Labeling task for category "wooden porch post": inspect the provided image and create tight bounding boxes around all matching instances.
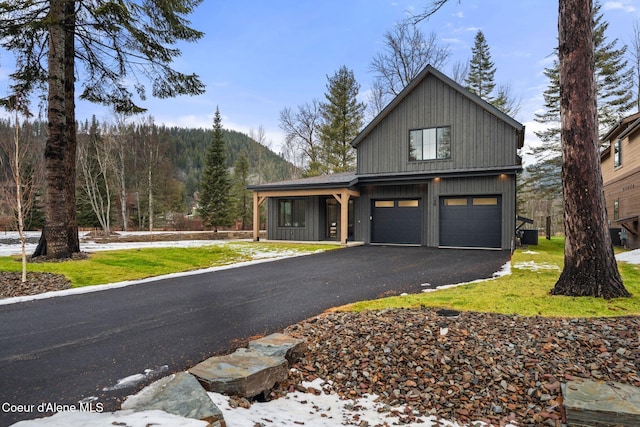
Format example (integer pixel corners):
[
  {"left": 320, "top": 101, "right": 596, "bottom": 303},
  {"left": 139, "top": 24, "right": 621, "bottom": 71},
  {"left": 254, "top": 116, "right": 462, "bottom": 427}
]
[
  {"left": 339, "top": 189, "right": 349, "bottom": 244},
  {"left": 253, "top": 192, "right": 266, "bottom": 241}
]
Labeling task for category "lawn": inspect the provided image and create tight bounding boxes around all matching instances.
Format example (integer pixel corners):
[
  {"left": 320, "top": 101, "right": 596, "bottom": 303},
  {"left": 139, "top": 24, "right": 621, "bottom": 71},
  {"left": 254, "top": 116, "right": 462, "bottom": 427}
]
[
  {"left": 0, "top": 242, "right": 341, "bottom": 288},
  {"left": 341, "top": 237, "right": 640, "bottom": 317}
]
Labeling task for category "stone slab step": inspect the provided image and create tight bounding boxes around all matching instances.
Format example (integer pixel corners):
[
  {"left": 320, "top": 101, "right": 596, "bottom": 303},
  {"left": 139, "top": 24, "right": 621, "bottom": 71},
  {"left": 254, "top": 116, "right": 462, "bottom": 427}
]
[
  {"left": 189, "top": 348, "right": 288, "bottom": 398},
  {"left": 248, "top": 332, "right": 306, "bottom": 363},
  {"left": 122, "top": 371, "right": 225, "bottom": 427},
  {"left": 563, "top": 378, "right": 640, "bottom": 426}
]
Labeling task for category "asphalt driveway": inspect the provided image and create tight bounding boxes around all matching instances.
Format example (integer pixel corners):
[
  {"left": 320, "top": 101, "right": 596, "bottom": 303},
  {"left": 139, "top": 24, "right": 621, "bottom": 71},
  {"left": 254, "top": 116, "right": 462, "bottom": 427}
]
[{"left": 0, "top": 245, "right": 509, "bottom": 425}]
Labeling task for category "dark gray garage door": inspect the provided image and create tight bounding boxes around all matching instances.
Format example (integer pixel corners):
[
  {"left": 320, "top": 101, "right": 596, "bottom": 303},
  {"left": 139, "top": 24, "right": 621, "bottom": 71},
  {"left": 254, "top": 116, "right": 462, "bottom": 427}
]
[
  {"left": 440, "top": 196, "right": 502, "bottom": 248},
  {"left": 372, "top": 199, "right": 422, "bottom": 244}
]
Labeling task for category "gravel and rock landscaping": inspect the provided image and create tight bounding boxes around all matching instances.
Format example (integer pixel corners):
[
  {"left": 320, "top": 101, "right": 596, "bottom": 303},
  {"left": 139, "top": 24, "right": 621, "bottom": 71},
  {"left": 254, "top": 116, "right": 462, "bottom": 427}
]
[
  {"left": 275, "top": 308, "right": 640, "bottom": 426},
  {"left": 0, "top": 272, "right": 71, "bottom": 299}
]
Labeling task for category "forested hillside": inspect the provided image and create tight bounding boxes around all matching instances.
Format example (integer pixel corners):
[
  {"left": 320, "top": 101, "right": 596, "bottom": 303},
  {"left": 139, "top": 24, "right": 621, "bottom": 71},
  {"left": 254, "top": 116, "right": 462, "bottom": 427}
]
[
  {"left": 0, "top": 118, "right": 296, "bottom": 231},
  {"left": 163, "top": 126, "right": 295, "bottom": 200}
]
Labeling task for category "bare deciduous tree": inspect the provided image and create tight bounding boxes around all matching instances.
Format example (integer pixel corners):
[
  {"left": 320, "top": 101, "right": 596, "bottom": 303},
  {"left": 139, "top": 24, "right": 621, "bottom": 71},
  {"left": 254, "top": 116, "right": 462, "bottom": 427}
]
[
  {"left": 370, "top": 21, "right": 451, "bottom": 104},
  {"left": 77, "top": 118, "right": 113, "bottom": 236},
  {"left": 0, "top": 99, "right": 43, "bottom": 282},
  {"left": 279, "top": 100, "right": 323, "bottom": 176}
]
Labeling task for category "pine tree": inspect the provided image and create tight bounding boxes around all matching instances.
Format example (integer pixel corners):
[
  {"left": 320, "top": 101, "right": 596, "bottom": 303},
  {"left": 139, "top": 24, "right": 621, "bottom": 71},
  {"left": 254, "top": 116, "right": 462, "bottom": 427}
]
[
  {"left": 319, "top": 66, "right": 366, "bottom": 174},
  {"left": 464, "top": 30, "right": 520, "bottom": 115},
  {"left": 0, "top": 0, "right": 205, "bottom": 259},
  {"left": 465, "top": 31, "right": 497, "bottom": 102},
  {"left": 232, "top": 150, "right": 252, "bottom": 230},
  {"left": 527, "top": 0, "right": 634, "bottom": 205},
  {"left": 199, "top": 108, "right": 231, "bottom": 231}
]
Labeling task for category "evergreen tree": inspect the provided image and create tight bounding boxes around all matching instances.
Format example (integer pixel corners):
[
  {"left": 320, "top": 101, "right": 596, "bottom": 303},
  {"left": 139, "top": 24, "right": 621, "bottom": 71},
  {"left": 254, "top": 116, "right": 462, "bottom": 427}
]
[
  {"left": 527, "top": 1, "right": 634, "bottom": 204},
  {"left": 199, "top": 108, "right": 231, "bottom": 231},
  {"left": 232, "top": 150, "right": 252, "bottom": 230},
  {"left": 319, "top": 66, "right": 366, "bottom": 174},
  {"left": 464, "top": 30, "right": 520, "bottom": 115},
  {"left": 0, "top": 0, "right": 205, "bottom": 259},
  {"left": 465, "top": 31, "right": 497, "bottom": 102}
]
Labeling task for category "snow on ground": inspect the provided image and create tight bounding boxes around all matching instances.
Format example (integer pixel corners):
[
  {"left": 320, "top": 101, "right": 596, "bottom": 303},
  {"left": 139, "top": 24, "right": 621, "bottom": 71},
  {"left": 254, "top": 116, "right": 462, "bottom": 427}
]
[
  {"left": 0, "top": 231, "right": 233, "bottom": 257},
  {"left": 616, "top": 248, "right": 640, "bottom": 265},
  {"left": 13, "top": 377, "right": 512, "bottom": 427}
]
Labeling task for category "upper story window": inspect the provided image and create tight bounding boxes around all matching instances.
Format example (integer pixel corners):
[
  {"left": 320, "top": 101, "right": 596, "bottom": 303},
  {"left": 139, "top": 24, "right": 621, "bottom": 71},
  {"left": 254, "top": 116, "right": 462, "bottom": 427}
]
[
  {"left": 409, "top": 126, "right": 451, "bottom": 161},
  {"left": 278, "top": 199, "right": 306, "bottom": 227},
  {"left": 614, "top": 139, "right": 622, "bottom": 167}
]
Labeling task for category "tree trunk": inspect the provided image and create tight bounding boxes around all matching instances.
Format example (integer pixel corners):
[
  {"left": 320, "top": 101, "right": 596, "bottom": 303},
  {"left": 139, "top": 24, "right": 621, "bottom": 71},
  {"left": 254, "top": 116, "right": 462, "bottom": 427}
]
[
  {"left": 41, "top": 0, "right": 71, "bottom": 259},
  {"left": 551, "top": 0, "right": 630, "bottom": 299},
  {"left": 64, "top": 0, "right": 80, "bottom": 253}
]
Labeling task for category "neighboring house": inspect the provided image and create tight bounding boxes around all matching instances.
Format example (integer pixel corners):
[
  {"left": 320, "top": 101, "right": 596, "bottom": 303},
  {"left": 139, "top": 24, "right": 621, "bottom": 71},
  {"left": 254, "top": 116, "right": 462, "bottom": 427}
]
[
  {"left": 249, "top": 66, "right": 524, "bottom": 250},
  {"left": 600, "top": 111, "right": 640, "bottom": 249}
]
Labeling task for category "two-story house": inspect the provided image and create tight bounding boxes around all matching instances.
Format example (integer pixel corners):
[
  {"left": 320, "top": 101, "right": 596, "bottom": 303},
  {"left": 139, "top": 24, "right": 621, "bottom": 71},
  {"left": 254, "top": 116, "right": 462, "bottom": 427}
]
[
  {"left": 601, "top": 111, "right": 640, "bottom": 249},
  {"left": 249, "top": 66, "right": 524, "bottom": 250}
]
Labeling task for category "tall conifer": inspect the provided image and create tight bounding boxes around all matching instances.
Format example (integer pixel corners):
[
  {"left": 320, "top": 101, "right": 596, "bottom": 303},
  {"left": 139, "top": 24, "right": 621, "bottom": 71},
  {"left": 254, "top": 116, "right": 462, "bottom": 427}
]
[
  {"left": 528, "top": 1, "right": 634, "bottom": 200},
  {"left": 199, "top": 107, "right": 231, "bottom": 231},
  {"left": 319, "top": 66, "right": 366, "bottom": 174},
  {"left": 465, "top": 31, "right": 497, "bottom": 102}
]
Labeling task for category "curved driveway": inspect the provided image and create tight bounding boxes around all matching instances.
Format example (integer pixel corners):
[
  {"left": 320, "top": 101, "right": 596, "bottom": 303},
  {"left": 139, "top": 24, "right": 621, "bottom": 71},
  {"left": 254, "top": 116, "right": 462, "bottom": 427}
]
[{"left": 0, "top": 245, "right": 509, "bottom": 425}]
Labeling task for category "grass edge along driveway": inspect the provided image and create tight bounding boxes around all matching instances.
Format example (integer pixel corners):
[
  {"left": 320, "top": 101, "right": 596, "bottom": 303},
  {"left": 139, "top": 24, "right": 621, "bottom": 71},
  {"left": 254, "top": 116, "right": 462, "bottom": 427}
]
[
  {"left": 0, "top": 242, "right": 341, "bottom": 288},
  {"left": 341, "top": 237, "right": 640, "bottom": 318}
]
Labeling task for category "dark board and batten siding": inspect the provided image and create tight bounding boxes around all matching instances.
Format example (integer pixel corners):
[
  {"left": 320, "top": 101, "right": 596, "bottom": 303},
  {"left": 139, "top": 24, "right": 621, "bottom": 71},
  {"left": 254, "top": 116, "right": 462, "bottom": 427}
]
[
  {"left": 357, "top": 76, "right": 520, "bottom": 175},
  {"left": 267, "top": 196, "right": 323, "bottom": 241}
]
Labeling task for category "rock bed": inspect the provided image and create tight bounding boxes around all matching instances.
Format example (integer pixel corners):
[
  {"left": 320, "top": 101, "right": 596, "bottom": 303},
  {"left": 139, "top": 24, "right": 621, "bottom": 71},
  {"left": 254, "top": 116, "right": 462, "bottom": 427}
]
[
  {"left": 275, "top": 308, "right": 640, "bottom": 426},
  {"left": 0, "top": 272, "right": 71, "bottom": 299}
]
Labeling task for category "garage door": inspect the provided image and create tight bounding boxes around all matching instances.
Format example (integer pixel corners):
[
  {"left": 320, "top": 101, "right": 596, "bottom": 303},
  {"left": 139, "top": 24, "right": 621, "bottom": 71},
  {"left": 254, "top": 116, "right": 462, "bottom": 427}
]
[
  {"left": 371, "top": 199, "right": 422, "bottom": 244},
  {"left": 440, "top": 196, "right": 502, "bottom": 248}
]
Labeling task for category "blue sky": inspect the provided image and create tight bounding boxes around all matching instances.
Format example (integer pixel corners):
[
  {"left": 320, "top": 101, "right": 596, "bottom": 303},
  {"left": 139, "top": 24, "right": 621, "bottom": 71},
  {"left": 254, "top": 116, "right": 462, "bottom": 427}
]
[{"left": 1, "top": 0, "right": 639, "bottom": 163}]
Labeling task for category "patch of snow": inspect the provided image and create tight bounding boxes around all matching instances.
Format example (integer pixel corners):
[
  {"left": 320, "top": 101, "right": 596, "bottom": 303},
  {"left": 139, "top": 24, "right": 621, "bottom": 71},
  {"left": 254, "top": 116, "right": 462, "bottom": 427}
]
[
  {"left": 207, "top": 379, "right": 512, "bottom": 427},
  {"left": 102, "top": 366, "right": 168, "bottom": 392},
  {"left": 513, "top": 261, "right": 560, "bottom": 271},
  {"left": 10, "top": 409, "right": 207, "bottom": 426},
  {"left": 521, "top": 250, "right": 539, "bottom": 255},
  {"left": 616, "top": 249, "right": 640, "bottom": 265},
  {"left": 422, "top": 261, "right": 511, "bottom": 293}
]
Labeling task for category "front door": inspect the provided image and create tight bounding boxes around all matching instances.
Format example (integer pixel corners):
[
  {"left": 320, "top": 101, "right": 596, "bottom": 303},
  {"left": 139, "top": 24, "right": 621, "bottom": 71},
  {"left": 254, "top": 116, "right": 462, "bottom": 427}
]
[{"left": 326, "top": 198, "right": 339, "bottom": 240}]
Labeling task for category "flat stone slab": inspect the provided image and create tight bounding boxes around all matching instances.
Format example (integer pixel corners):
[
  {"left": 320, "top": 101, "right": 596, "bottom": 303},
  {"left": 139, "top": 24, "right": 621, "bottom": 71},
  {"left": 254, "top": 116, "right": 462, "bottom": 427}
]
[
  {"left": 189, "top": 348, "right": 288, "bottom": 398},
  {"left": 122, "top": 371, "right": 225, "bottom": 426},
  {"left": 248, "top": 333, "right": 306, "bottom": 363},
  {"left": 563, "top": 378, "right": 640, "bottom": 426}
]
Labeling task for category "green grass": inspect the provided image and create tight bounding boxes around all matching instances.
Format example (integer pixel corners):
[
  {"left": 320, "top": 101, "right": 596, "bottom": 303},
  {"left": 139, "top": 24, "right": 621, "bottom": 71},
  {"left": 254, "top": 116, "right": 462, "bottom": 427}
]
[
  {"left": 341, "top": 237, "right": 640, "bottom": 317},
  {"left": 0, "top": 241, "right": 340, "bottom": 288}
]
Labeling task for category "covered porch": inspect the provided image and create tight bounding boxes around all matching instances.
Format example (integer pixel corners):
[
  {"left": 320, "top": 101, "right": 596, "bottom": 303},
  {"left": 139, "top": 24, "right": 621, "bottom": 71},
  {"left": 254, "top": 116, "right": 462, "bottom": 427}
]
[
  {"left": 248, "top": 172, "right": 361, "bottom": 245},
  {"left": 252, "top": 186, "right": 360, "bottom": 245}
]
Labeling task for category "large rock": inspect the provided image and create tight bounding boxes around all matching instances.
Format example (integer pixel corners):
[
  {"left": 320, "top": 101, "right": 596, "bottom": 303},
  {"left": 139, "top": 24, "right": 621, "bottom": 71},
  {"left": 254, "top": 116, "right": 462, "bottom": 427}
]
[
  {"left": 190, "top": 348, "right": 288, "bottom": 398},
  {"left": 248, "top": 333, "right": 306, "bottom": 363},
  {"left": 122, "top": 371, "right": 225, "bottom": 427},
  {"left": 563, "top": 378, "right": 640, "bottom": 426}
]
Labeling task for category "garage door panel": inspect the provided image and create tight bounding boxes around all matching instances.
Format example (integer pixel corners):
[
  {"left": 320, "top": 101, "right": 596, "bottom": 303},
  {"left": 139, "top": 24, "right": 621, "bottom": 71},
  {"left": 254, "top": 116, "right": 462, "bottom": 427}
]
[
  {"left": 372, "top": 199, "right": 422, "bottom": 245},
  {"left": 440, "top": 196, "right": 501, "bottom": 248}
]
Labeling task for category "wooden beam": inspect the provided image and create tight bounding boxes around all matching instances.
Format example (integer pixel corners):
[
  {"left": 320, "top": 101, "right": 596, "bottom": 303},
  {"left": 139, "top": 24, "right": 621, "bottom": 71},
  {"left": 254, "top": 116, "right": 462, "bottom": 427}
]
[
  {"left": 254, "top": 188, "right": 360, "bottom": 198},
  {"left": 252, "top": 192, "right": 259, "bottom": 241},
  {"left": 339, "top": 189, "right": 349, "bottom": 244}
]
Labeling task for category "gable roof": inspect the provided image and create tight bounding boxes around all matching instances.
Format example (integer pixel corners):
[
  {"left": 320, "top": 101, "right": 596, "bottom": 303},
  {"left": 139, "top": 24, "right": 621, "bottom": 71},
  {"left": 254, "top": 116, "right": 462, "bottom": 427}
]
[
  {"left": 600, "top": 111, "right": 640, "bottom": 143},
  {"left": 351, "top": 65, "right": 525, "bottom": 149}
]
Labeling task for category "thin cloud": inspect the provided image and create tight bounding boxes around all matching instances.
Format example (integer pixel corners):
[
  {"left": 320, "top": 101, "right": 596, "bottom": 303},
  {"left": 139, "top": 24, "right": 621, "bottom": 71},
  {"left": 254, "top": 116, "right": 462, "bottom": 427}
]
[{"left": 604, "top": 1, "right": 636, "bottom": 12}]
